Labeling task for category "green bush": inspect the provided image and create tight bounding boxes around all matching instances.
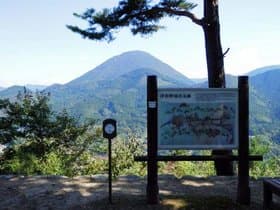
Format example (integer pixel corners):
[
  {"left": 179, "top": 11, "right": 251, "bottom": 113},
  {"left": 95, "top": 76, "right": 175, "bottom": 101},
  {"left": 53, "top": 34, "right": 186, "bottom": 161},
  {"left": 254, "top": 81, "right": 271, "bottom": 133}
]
[
  {"left": 158, "top": 150, "right": 215, "bottom": 178},
  {"left": 174, "top": 161, "right": 215, "bottom": 177},
  {"left": 67, "top": 152, "right": 107, "bottom": 176},
  {"left": 1, "top": 151, "right": 40, "bottom": 175},
  {"left": 39, "top": 152, "right": 65, "bottom": 175},
  {"left": 249, "top": 136, "right": 280, "bottom": 178},
  {"left": 111, "top": 135, "right": 145, "bottom": 178}
]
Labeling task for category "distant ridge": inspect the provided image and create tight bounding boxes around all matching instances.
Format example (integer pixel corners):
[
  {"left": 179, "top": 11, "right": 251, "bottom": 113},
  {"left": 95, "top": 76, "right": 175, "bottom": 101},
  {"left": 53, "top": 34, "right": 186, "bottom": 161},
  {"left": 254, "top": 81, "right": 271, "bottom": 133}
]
[
  {"left": 0, "top": 84, "right": 46, "bottom": 94},
  {"left": 25, "top": 84, "right": 47, "bottom": 91},
  {"left": 1, "top": 51, "right": 280, "bottom": 142},
  {"left": 67, "top": 50, "right": 194, "bottom": 87},
  {"left": 247, "top": 65, "right": 280, "bottom": 77},
  {"left": 0, "top": 86, "right": 31, "bottom": 100}
]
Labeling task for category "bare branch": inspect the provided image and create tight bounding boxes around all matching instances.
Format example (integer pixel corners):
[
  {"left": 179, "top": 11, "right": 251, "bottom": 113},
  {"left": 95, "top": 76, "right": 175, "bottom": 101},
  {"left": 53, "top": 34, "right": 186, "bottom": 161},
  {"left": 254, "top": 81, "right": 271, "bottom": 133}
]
[{"left": 223, "top": 48, "right": 230, "bottom": 57}]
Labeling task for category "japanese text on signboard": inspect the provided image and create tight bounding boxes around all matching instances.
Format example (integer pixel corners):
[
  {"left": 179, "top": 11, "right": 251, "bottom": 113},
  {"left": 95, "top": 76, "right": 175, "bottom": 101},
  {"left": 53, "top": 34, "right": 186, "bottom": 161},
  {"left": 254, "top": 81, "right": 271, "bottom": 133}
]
[{"left": 158, "top": 88, "right": 239, "bottom": 150}]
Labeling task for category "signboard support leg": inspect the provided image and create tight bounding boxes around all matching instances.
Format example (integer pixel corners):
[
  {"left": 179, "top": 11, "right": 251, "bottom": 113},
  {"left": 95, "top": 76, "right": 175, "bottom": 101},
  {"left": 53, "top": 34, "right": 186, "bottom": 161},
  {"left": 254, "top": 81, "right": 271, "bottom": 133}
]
[
  {"left": 147, "top": 75, "right": 159, "bottom": 204},
  {"left": 237, "top": 76, "right": 250, "bottom": 205}
]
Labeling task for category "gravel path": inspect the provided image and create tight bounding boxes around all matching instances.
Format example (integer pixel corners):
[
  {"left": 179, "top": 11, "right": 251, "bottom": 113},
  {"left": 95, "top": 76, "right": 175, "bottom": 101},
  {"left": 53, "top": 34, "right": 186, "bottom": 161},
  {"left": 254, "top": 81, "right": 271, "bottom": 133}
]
[{"left": 0, "top": 175, "right": 279, "bottom": 210}]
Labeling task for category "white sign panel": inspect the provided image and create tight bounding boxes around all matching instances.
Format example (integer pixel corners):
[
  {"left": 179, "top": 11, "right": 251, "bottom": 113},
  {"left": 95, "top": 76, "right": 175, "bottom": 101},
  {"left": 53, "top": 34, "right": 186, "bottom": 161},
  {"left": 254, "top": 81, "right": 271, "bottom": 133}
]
[{"left": 158, "top": 88, "right": 239, "bottom": 150}]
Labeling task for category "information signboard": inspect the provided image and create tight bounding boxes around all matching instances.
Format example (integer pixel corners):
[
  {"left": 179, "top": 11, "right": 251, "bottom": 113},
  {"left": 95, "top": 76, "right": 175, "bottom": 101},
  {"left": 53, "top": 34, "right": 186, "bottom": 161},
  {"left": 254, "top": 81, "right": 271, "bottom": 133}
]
[{"left": 158, "top": 88, "right": 239, "bottom": 150}]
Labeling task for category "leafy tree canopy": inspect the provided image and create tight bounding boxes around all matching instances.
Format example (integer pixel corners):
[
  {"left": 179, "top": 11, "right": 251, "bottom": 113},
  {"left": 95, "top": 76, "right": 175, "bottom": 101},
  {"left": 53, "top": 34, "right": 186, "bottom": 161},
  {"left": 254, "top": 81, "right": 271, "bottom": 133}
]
[
  {"left": 0, "top": 90, "right": 98, "bottom": 157},
  {"left": 67, "top": 0, "right": 202, "bottom": 42}
]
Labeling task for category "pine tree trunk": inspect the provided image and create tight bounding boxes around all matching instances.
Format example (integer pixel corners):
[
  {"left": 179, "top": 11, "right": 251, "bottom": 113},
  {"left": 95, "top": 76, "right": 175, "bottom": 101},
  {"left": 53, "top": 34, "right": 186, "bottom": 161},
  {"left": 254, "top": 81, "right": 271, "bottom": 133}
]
[{"left": 203, "top": 0, "right": 233, "bottom": 175}]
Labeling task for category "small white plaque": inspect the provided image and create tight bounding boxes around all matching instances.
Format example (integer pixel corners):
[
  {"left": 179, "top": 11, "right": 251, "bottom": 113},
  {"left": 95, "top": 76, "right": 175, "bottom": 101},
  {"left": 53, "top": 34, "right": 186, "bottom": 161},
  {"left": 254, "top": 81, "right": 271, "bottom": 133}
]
[{"left": 148, "top": 101, "right": 157, "bottom": 108}]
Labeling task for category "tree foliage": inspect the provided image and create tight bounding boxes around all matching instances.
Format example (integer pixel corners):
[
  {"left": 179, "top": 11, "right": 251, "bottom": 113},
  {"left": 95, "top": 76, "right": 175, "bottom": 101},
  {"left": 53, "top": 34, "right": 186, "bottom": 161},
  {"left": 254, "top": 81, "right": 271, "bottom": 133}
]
[
  {"left": 112, "top": 134, "right": 146, "bottom": 178},
  {"left": 0, "top": 90, "right": 148, "bottom": 177},
  {"left": 0, "top": 90, "right": 96, "bottom": 156},
  {"left": 249, "top": 136, "right": 280, "bottom": 178},
  {"left": 67, "top": 0, "right": 199, "bottom": 42},
  {"left": 0, "top": 90, "right": 101, "bottom": 175},
  {"left": 0, "top": 89, "right": 53, "bottom": 145}
]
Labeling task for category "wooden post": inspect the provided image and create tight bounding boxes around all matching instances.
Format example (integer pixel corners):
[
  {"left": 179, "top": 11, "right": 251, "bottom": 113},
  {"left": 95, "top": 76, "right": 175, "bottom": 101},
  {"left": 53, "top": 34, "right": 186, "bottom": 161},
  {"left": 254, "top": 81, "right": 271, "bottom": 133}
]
[
  {"left": 237, "top": 76, "right": 250, "bottom": 205},
  {"left": 146, "top": 75, "right": 159, "bottom": 204},
  {"left": 263, "top": 180, "right": 273, "bottom": 208}
]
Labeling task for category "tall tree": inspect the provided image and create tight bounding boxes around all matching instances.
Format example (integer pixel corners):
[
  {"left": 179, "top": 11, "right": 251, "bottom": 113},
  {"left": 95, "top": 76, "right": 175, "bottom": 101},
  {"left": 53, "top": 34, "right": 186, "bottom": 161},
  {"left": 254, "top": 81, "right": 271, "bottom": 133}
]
[
  {"left": 67, "top": 0, "right": 232, "bottom": 175},
  {"left": 0, "top": 90, "right": 96, "bottom": 157}
]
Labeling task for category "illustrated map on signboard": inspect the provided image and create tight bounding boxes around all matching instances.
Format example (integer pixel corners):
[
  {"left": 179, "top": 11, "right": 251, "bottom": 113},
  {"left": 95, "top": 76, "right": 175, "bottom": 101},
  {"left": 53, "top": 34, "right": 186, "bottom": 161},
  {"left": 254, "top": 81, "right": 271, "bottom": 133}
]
[{"left": 158, "top": 89, "right": 238, "bottom": 149}]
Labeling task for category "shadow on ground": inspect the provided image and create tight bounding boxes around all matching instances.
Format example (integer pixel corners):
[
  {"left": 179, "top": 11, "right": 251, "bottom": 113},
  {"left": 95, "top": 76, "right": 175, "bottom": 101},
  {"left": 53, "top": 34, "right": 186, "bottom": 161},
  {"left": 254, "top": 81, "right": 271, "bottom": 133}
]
[{"left": 0, "top": 175, "right": 279, "bottom": 210}]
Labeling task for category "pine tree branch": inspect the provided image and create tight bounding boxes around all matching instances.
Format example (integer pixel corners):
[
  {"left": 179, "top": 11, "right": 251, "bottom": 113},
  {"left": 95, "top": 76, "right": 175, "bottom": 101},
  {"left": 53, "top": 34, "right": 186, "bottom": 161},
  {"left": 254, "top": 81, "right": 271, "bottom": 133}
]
[
  {"left": 67, "top": 1, "right": 205, "bottom": 41},
  {"left": 154, "top": 7, "right": 204, "bottom": 26}
]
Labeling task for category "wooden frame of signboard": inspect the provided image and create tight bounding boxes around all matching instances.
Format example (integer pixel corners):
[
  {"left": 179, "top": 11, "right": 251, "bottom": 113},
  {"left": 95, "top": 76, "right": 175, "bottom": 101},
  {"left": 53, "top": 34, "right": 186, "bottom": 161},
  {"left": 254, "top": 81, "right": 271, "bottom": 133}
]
[{"left": 135, "top": 75, "right": 263, "bottom": 205}]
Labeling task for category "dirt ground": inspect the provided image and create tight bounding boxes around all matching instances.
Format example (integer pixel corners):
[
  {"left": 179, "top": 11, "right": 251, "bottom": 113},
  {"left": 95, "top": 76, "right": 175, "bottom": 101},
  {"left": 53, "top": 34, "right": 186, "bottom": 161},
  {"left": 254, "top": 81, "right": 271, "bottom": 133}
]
[{"left": 0, "top": 174, "right": 279, "bottom": 210}]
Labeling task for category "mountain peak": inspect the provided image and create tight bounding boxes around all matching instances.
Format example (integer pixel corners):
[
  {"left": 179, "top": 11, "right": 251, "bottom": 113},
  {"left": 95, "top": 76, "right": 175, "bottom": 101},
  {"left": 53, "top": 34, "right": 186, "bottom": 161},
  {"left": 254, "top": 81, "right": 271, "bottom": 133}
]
[
  {"left": 67, "top": 50, "right": 193, "bottom": 87},
  {"left": 116, "top": 50, "right": 153, "bottom": 57}
]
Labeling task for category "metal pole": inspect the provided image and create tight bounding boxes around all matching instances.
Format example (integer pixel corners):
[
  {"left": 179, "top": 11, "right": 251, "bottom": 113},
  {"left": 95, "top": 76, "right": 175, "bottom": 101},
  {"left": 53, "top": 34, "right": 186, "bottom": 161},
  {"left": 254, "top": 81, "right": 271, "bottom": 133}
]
[
  {"left": 108, "top": 138, "right": 112, "bottom": 204},
  {"left": 102, "top": 118, "right": 116, "bottom": 205}
]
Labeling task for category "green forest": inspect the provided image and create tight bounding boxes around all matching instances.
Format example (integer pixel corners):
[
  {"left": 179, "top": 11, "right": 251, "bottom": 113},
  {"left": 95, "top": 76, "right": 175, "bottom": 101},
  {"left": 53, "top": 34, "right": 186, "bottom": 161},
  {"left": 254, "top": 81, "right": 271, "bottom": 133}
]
[{"left": 0, "top": 90, "right": 279, "bottom": 178}]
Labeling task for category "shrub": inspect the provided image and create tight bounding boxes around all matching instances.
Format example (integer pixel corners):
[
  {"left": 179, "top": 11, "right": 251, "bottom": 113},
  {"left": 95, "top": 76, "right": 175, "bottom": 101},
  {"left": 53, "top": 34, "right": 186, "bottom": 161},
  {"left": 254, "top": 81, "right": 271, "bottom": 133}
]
[
  {"left": 111, "top": 135, "right": 145, "bottom": 178},
  {"left": 39, "top": 152, "right": 65, "bottom": 175},
  {"left": 1, "top": 150, "right": 40, "bottom": 175}
]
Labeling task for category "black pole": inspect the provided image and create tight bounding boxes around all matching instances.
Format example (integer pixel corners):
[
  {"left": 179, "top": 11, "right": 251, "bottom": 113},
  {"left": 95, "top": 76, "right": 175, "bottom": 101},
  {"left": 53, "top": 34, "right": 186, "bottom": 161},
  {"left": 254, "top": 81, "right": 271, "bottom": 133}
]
[
  {"left": 108, "top": 138, "right": 112, "bottom": 204},
  {"left": 102, "top": 119, "right": 116, "bottom": 205},
  {"left": 237, "top": 76, "right": 250, "bottom": 205},
  {"left": 147, "top": 75, "right": 159, "bottom": 204}
]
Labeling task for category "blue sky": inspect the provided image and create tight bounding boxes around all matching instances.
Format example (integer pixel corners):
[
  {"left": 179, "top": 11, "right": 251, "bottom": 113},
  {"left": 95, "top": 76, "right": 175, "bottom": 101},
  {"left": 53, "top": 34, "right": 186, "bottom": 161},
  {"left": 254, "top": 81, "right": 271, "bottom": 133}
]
[{"left": 0, "top": 0, "right": 279, "bottom": 87}]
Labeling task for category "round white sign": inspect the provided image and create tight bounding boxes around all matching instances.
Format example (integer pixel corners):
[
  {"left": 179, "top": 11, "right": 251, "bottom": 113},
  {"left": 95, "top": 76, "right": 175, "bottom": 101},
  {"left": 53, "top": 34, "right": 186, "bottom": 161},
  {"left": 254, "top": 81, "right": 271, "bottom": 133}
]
[{"left": 104, "top": 124, "right": 115, "bottom": 134}]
